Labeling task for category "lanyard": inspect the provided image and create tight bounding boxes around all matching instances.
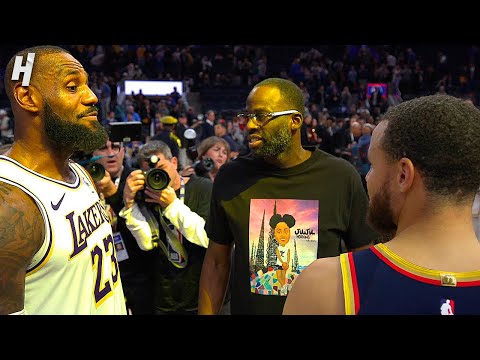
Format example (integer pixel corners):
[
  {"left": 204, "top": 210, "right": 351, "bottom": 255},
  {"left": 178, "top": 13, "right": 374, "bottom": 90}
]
[
  {"left": 158, "top": 176, "right": 188, "bottom": 268},
  {"left": 178, "top": 176, "right": 185, "bottom": 203},
  {"left": 171, "top": 176, "right": 185, "bottom": 242},
  {"left": 113, "top": 166, "right": 123, "bottom": 189}
]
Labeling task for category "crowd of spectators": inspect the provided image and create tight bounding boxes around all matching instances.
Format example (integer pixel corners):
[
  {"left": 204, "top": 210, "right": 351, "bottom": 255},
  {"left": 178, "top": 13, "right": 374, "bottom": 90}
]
[{"left": 2, "top": 44, "right": 480, "bottom": 175}]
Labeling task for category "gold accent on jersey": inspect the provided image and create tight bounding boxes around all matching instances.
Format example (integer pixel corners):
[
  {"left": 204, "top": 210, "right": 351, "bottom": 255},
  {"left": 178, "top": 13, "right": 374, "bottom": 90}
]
[{"left": 440, "top": 273, "right": 457, "bottom": 287}]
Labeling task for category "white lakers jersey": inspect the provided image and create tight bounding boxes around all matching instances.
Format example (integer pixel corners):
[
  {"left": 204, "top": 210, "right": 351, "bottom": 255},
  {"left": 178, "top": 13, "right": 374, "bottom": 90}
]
[{"left": 0, "top": 155, "right": 127, "bottom": 315}]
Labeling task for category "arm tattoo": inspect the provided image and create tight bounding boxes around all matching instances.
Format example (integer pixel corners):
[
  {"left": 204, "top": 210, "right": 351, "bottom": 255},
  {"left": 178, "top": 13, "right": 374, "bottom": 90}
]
[{"left": 0, "top": 183, "right": 45, "bottom": 314}]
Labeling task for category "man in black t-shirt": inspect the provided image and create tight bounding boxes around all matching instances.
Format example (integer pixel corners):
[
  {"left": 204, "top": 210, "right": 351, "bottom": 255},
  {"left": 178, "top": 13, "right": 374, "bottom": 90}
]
[{"left": 198, "top": 78, "right": 379, "bottom": 315}]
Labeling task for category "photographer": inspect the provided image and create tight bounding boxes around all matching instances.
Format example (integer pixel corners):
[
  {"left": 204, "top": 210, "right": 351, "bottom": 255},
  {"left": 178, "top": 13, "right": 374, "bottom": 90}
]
[
  {"left": 91, "top": 139, "right": 156, "bottom": 315},
  {"left": 118, "top": 140, "right": 213, "bottom": 315},
  {"left": 180, "top": 136, "right": 231, "bottom": 181}
]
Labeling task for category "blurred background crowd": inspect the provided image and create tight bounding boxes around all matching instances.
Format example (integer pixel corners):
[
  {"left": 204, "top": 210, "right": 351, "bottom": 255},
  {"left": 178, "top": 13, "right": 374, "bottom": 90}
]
[{"left": 1, "top": 43, "right": 480, "bottom": 187}]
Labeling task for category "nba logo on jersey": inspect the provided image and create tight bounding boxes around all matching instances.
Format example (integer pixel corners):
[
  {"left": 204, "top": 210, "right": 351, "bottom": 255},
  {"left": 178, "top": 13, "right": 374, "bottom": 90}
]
[{"left": 440, "top": 298, "right": 455, "bottom": 315}]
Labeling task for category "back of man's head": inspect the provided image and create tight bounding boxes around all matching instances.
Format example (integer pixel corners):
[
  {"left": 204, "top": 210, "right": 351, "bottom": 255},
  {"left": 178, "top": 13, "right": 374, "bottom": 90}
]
[{"left": 381, "top": 94, "right": 480, "bottom": 201}]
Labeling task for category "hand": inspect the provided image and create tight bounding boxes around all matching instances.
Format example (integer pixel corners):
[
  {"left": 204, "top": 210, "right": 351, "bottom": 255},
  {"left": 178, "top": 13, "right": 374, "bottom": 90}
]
[
  {"left": 180, "top": 166, "right": 195, "bottom": 177},
  {"left": 95, "top": 169, "right": 117, "bottom": 198},
  {"left": 282, "top": 261, "right": 289, "bottom": 270},
  {"left": 123, "top": 169, "right": 145, "bottom": 208},
  {"left": 144, "top": 185, "right": 177, "bottom": 208}
]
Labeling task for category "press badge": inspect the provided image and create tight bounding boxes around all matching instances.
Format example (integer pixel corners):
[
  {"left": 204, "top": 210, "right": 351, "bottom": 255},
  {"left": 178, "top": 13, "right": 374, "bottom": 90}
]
[
  {"left": 167, "top": 235, "right": 186, "bottom": 266},
  {"left": 165, "top": 224, "right": 187, "bottom": 267},
  {"left": 113, "top": 232, "right": 129, "bottom": 262}
]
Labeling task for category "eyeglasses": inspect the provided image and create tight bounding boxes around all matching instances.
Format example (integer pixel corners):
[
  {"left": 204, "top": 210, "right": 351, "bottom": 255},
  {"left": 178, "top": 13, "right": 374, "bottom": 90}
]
[
  {"left": 96, "top": 143, "right": 122, "bottom": 156},
  {"left": 236, "top": 110, "right": 300, "bottom": 127}
]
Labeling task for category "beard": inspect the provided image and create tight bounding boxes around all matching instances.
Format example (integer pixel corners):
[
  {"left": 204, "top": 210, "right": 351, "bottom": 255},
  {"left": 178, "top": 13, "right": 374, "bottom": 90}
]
[
  {"left": 253, "top": 122, "right": 291, "bottom": 158},
  {"left": 367, "top": 180, "right": 397, "bottom": 241},
  {"left": 43, "top": 101, "right": 108, "bottom": 154}
]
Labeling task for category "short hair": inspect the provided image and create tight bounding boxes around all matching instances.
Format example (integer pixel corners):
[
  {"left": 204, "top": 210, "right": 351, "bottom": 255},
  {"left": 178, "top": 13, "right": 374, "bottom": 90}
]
[
  {"left": 197, "top": 136, "right": 230, "bottom": 160},
  {"left": 4, "top": 45, "right": 69, "bottom": 102},
  {"left": 381, "top": 94, "right": 480, "bottom": 201},
  {"left": 253, "top": 78, "right": 305, "bottom": 116},
  {"left": 269, "top": 213, "right": 296, "bottom": 229},
  {"left": 138, "top": 140, "right": 173, "bottom": 164}
]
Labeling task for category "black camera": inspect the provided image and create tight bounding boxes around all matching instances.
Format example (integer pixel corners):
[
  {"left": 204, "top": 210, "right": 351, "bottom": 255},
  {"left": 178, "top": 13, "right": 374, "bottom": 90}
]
[
  {"left": 71, "top": 151, "right": 107, "bottom": 182},
  {"left": 135, "top": 155, "right": 171, "bottom": 202},
  {"left": 108, "top": 122, "right": 142, "bottom": 142},
  {"left": 86, "top": 162, "right": 106, "bottom": 182},
  {"left": 144, "top": 167, "right": 170, "bottom": 191},
  {"left": 193, "top": 157, "right": 214, "bottom": 177}
]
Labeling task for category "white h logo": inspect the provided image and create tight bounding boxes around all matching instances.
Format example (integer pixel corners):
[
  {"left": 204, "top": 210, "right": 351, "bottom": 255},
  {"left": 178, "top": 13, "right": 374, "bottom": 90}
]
[{"left": 11, "top": 53, "right": 36, "bottom": 86}]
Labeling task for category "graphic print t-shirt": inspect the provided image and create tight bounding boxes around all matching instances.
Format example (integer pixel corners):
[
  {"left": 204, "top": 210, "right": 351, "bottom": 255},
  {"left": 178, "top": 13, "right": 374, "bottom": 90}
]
[
  {"left": 207, "top": 148, "right": 378, "bottom": 314},
  {"left": 249, "top": 199, "right": 318, "bottom": 297}
]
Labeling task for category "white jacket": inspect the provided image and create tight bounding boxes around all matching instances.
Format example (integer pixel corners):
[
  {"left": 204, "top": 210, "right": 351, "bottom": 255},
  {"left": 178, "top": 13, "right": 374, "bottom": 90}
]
[{"left": 119, "top": 198, "right": 209, "bottom": 250}]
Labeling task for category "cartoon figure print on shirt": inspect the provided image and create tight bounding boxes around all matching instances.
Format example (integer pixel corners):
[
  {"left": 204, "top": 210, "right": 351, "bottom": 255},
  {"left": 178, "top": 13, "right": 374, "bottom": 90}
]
[{"left": 249, "top": 199, "right": 318, "bottom": 296}]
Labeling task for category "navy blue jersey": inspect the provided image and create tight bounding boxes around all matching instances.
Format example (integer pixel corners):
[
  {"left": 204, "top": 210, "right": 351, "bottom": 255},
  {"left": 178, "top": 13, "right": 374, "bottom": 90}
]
[{"left": 340, "top": 243, "right": 480, "bottom": 315}]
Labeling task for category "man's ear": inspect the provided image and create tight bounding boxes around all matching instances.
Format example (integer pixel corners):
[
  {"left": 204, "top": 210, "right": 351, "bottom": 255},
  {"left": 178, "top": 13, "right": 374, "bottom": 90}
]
[
  {"left": 13, "top": 84, "right": 39, "bottom": 113},
  {"left": 291, "top": 113, "right": 303, "bottom": 131},
  {"left": 397, "top": 157, "right": 415, "bottom": 193},
  {"left": 171, "top": 156, "right": 178, "bottom": 169}
]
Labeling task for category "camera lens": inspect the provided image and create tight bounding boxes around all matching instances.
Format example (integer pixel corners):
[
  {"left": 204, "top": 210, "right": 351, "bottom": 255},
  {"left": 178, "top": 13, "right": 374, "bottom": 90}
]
[
  {"left": 193, "top": 157, "right": 214, "bottom": 176},
  {"left": 145, "top": 168, "right": 170, "bottom": 190},
  {"left": 203, "top": 157, "right": 214, "bottom": 172},
  {"left": 87, "top": 163, "right": 105, "bottom": 182}
]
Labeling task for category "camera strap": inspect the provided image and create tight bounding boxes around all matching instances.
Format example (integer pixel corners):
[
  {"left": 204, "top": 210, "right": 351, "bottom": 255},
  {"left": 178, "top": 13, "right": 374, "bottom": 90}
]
[
  {"left": 158, "top": 176, "right": 188, "bottom": 268},
  {"left": 100, "top": 166, "right": 124, "bottom": 233}
]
